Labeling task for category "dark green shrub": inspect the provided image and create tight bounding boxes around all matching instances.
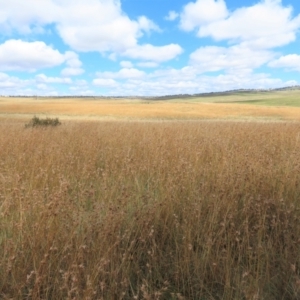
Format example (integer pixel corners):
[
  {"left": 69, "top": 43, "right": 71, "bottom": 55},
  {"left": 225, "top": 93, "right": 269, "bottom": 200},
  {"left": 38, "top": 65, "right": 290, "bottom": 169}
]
[{"left": 25, "top": 116, "right": 61, "bottom": 128}]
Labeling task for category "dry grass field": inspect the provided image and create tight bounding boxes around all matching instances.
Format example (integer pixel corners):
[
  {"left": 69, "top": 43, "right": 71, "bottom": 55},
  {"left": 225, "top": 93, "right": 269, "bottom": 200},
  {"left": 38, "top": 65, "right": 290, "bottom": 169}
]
[
  {"left": 1, "top": 119, "right": 300, "bottom": 299},
  {"left": 1, "top": 95, "right": 300, "bottom": 121}
]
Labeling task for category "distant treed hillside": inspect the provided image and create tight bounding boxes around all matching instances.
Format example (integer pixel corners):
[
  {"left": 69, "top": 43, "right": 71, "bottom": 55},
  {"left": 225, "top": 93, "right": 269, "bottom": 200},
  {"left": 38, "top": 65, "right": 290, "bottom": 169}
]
[{"left": 146, "top": 86, "right": 300, "bottom": 100}]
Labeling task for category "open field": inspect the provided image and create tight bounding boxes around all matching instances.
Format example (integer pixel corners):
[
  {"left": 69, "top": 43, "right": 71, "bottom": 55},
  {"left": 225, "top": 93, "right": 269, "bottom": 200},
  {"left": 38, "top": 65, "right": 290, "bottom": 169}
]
[
  {"left": 1, "top": 92, "right": 300, "bottom": 298},
  {"left": 1, "top": 91, "right": 300, "bottom": 121},
  {"left": 1, "top": 119, "right": 300, "bottom": 299}
]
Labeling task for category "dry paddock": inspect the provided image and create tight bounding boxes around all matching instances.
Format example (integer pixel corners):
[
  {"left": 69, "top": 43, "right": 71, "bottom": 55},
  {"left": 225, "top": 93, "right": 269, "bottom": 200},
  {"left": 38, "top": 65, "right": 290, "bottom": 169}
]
[{"left": 0, "top": 119, "right": 300, "bottom": 299}]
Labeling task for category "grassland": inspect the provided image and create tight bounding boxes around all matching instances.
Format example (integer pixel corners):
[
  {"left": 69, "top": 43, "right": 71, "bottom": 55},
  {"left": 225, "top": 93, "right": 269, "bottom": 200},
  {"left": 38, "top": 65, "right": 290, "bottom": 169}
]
[
  {"left": 1, "top": 91, "right": 300, "bottom": 299},
  {"left": 1, "top": 119, "right": 300, "bottom": 299},
  {"left": 1, "top": 90, "right": 300, "bottom": 121}
]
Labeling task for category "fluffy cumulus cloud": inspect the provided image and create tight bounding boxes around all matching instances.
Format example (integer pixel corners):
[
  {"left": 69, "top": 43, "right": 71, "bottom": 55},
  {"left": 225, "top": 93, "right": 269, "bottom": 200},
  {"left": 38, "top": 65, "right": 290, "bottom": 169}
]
[
  {"left": 0, "top": 0, "right": 299, "bottom": 96},
  {"left": 120, "top": 61, "right": 134, "bottom": 68},
  {"left": 96, "top": 68, "right": 146, "bottom": 80},
  {"left": 0, "top": 0, "right": 58, "bottom": 34},
  {"left": 198, "top": 72, "right": 284, "bottom": 92},
  {"left": 0, "top": 40, "right": 85, "bottom": 75},
  {"left": 0, "top": 73, "right": 55, "bottom": 96},
  {"left": 35, "top": 74, "right": 72, "bottom": 84},
  {"left": 122, "top": 44, "right": 183, "bottom": 63},
  {"left": 92, "top": 69, "right": 287, "bottom": 97},
  {"left": 268, "top": 54, "right": 300, "bottom": 71},
  {"left": 0, "top": 40, "right": 84, "bottom": 77},
  {"left": 0, "top": 0, "right": 181, "bottom": 63},
  {"left": 116, "top": 68, "right": 146, "bottom": 79},
  {"left": 189, "top": 45, "right": 274, "bottom": 73},
  {"left": 69, "top": 79, "right": 94, "bottom": 95},
  {"left": 0, "top": 40, "right": 65, "bottom": 71},
  {"left": 91, "top": 63, "right": 290, "bottom": 96},
  {"left": 55, "top": 2, "right": 141, "bottom": 53},
  {"left": 165, "top": 11, "right": 179, "bottom": 21},
  {"left": 137, "top": 62, "right": 159, "bottom": 68},
  {"left": 180, "top": 0, "right": 300, "bottom": 49},
  {"left": 180, "top": 0, "right": 228, "bottom": 31},
  {"left": 0, "top": 0, "right": 138, "bottom": 52},
  {"left": 93, "top": 78, "right": 117, "bottom": 87},
  {"left": 137, "top": 16, "right": 160, "bottom": 34},
  {"left": 0, "top": 72, "right": 31, "bottom": 90},
  {"left": 61, "top": 51, "right": 84, "bottom": 77}
]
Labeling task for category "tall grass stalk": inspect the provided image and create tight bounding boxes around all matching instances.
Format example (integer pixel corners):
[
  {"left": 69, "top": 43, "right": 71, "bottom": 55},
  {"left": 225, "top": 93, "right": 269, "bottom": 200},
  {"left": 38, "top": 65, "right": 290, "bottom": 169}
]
[{"left": 1, "top": 120, "right": 300, "bottom": 299}]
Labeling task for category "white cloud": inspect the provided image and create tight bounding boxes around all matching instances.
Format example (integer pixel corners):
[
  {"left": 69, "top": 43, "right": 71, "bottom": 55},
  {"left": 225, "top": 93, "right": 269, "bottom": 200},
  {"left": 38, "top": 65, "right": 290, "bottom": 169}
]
[
  {"left": 108, "top": 53, "right": 117, "bottom": 61},
  {"left": 92, "top": 63, "right": 287, "bottom": 96},
  {"left": 0, "top": 0, "right": 181, "bottom": 65},
  {"left": 203, "top": 72, "right": 283, "bottom": 91},
  {"left": 56, "top": 11, "right": 139, "bottom": 53},
  {"left": 35, "top": 74, "right": 72, "bottom": 84},
  {"left": 268, "top": 54, "right": 300, "bottom": 71},
  {"left": 117, "top": 68, "right": 145, "bottom": 79},
  {"left": 61, "top": 67, "right": 84, "bottom": 77},
  {"left": 0, "top": 40, "right": 84, "bottom": 75},
  {"left": 0, "top": 40, "right": 65, "bottom": 71},
  {"left": 137, "top": 16, "right": 160, "bottom": 34},
  {"left": 37, "top": 83, "right": 49, "bottom": 90},
  {"left": 0, "top": 73, "right": 59, "bottom": 96},
  {"left": 93, "top": 78, "right": 117, "bottom": 87},
  {"left": 1, "top": 0, "right": 298, "bottom": 96},
  {"left": 137, "top": 62, "right": 159, "bottom": 68},
  {"left": 180, "top": 0, "right": 228, "bottom": 31},
  {"left": 165, "top": 11, "right": 179, "bottom": 21},
  {"left": 149, "top": 66, "right": 198, "bottom": 81},
  {"left": 0, "top": 0, "right": 58, "bottom": 34},
  {"left": 64, "top": 51, "right": 82, "bottom": 68},
  {"left": 120, "top": 61, "right": 134, "bottom": 68},
  {"left": 100, "top": 69, "right": 286, "bottom": 96},
  {"left": 189, "top": 45, "right": 274, "bottom": 73},
  {"left": 181, "top": 0, "right": 300, "bottom": 49},
  {"left": 61, "top": 51, "right": 85, "bottom": 76},
  {"left": 67, "top": 80, "right": 92, "bottom": 95},
  {"left": 285, "top": 80, "right": 298, "bottom": 86},
  {"left": 122, "top": 44, "right": 183, "bottom": 62},
  {"left": 0, "top": 72, "right": 31, "bottom": 90},
  {"left": 96, "top": 68, "right": 146, "bottom": 80},
  {"left": 0, "top": 0, "right": 161, "bottom": 53}
]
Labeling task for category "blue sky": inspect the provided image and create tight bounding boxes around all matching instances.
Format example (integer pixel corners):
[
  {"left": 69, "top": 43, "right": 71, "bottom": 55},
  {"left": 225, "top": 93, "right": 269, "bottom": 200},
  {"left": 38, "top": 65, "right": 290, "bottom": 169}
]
[{"left": 1, "top": 0, "right": 300, "bottom": 96}]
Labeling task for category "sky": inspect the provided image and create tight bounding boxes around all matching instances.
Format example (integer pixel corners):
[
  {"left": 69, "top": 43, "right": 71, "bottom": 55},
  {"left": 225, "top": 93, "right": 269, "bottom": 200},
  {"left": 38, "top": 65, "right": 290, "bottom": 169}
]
[{"left": 1, "top": 0, "right": 300, "bottom": 96}]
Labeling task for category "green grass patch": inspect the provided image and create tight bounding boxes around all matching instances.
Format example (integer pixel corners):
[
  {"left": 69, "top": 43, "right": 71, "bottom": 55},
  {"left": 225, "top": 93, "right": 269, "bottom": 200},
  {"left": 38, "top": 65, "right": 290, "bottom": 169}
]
[
  {"left": 223, "top": 97, "right": 300, "bottom": 107},
  {"left": 161, "top": 90, "right": 300, "bottom": 107}
]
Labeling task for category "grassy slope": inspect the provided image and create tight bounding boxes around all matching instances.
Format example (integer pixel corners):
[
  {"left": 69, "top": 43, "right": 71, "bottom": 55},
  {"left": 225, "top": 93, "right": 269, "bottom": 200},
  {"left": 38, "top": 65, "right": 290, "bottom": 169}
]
[
  {"left": 181, "top": 90, "right": 300, "bottom": 106},
  {"left": 223, "top": 90, "right": 300, "bottom": 107}
]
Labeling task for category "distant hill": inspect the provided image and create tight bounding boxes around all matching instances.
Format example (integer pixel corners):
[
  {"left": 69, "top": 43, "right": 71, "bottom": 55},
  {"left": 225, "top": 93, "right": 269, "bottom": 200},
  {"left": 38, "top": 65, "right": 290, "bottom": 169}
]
[{"left": 145, "top": 86, "right": 300, "bottom": 100}]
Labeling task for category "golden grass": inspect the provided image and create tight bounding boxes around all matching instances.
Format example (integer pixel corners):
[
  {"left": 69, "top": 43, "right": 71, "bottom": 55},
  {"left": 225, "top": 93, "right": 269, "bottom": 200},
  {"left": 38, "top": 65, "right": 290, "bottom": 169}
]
[
  {"left": 1, "top": 120, "right": 300, "bottom": 299},
  {"left": 1, "top": 97, "right": 300, "bottom": 120}
]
